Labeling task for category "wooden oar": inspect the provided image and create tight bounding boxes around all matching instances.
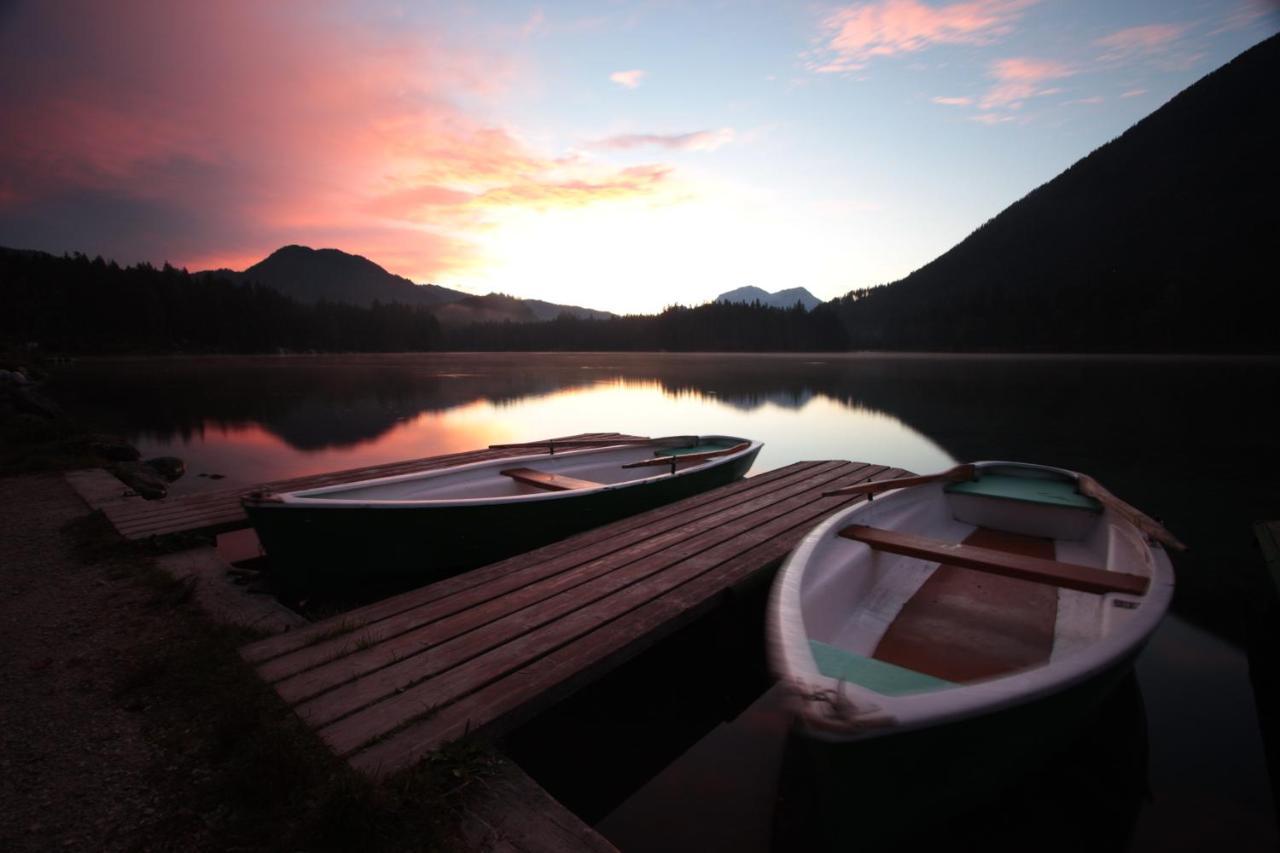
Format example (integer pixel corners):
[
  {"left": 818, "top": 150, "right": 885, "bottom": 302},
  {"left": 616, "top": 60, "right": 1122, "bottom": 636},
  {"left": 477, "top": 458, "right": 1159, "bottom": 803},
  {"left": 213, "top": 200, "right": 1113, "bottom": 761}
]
[
  {"left": 1076, "top": 475, "right": 1187, "bottom": 552},
  {"left": 823, "top": 464, "right": 976, "bottom": 498},
  {"left": 488, "top": 435, "right": 700, "bottom": 451},
  {"left": 621, "top": 441, "right": 752, "bottom": 469}
]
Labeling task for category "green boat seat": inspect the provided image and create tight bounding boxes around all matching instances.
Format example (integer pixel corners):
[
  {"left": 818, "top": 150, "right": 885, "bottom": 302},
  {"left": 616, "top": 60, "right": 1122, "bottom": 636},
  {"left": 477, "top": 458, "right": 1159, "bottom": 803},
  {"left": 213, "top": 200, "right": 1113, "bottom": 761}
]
[
  {"left": 809, "top": 640, "right": 955, "bottom": 696},
  {"left": 945, "top": 474, "right": 1102, "bottom": 512}
]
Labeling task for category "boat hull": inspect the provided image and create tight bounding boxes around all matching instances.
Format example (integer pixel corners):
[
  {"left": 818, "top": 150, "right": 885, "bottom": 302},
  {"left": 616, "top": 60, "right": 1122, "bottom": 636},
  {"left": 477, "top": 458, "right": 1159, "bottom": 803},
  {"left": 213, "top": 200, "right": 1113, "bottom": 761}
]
[
  {"left": 778, "top": 657, "right": 1148, "bottom": 851},
  {"left": 245, "top": 446, "right": 758, "bottom": 589}
]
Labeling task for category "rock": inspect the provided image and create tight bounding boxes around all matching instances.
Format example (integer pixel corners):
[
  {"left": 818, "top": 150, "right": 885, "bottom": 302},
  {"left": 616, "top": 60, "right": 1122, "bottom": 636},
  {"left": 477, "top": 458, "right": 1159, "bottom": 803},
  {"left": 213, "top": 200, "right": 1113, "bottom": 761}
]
[
  {"left": 7, "top": 385, "right": 60, "bottom": 419},
  {"left": 111, "top": 461, "right": 168, "bottom": 499},
  {"left": 88, "top": 434, "right": 140, "bottom": 462},
  {"left": 144, "top": 456, "right": 185, "bottom": 482}
]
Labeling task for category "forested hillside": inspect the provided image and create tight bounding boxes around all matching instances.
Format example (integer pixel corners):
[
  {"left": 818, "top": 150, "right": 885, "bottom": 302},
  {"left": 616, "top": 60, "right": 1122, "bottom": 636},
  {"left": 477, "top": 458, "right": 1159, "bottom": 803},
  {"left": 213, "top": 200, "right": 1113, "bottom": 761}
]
[{"left": 833, "top": 34, "right": 1279, "bottom": 352}]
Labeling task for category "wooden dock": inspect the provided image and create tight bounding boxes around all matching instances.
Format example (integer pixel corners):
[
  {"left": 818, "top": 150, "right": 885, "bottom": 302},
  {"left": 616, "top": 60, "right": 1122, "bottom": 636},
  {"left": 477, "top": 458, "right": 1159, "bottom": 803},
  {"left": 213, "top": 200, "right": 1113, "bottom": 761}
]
[
  {"left": 240, "top": 459, "right": 905, "bottom": 778},
  {"left": 79, "top": 432, "right": 638, "bottom": 541}
]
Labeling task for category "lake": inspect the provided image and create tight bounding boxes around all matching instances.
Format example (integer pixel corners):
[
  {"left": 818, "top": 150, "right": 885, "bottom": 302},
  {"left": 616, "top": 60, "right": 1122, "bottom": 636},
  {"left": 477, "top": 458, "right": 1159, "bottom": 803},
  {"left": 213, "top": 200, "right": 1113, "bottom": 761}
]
[{"left": 51, "top": 352, "right": 1280, "bottom": 850}]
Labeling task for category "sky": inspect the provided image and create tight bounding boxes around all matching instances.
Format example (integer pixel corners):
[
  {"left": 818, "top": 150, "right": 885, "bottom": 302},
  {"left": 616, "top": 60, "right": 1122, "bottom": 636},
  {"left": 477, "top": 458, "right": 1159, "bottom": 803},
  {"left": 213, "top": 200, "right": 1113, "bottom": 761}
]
[{"left": 1, "top": 1, "right": 1276, "bottom": 314}]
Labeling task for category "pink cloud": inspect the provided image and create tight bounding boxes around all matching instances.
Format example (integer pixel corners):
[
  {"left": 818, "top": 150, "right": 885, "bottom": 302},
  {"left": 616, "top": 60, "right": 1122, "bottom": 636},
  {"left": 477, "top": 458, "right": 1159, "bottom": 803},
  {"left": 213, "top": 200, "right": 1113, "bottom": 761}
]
[
  {"left": 610, "top": 69, "right": 647, "bottom": 89},
  {"left": 811, "top": 0, "right": 1036, "bottom": 73},
  {"left": 0, "top": 2, "right": 676, "bottom": 280},
  {"left": 931, "top": 96, "right": 973, "bottom": 106},
  {"left": 1121, "top": 88, "right": 1147, "bottom": 98},
  {"left": 980, "top": 57, "right": 1074, "bottom": 109},
  {"left": 592, "top": 129, "right": 735, "bottom": 152},
  {"left": 1094, "top": 23, "right": 1188, "bottom": 60}
]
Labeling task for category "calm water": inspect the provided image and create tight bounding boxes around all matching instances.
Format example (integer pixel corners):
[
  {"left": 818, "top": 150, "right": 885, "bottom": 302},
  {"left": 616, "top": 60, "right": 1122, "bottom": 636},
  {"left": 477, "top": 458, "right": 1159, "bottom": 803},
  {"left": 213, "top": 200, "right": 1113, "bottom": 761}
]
[{"left": 53, "top": 352, "right": 1280, "bottom": 850}]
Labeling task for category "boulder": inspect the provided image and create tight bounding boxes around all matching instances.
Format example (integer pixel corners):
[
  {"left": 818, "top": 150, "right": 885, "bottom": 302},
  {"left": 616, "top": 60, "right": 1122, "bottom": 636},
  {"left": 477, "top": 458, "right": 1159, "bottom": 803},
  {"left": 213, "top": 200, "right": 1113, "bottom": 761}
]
[
  {"left": 89, "top": 434, "right": 141, "bottom": 461},
  {"left": 145, "top": 456, "right": 186, "bottom": 482},
  {"left": 111, "top": 461, "right": 168, "bottom": 500}
]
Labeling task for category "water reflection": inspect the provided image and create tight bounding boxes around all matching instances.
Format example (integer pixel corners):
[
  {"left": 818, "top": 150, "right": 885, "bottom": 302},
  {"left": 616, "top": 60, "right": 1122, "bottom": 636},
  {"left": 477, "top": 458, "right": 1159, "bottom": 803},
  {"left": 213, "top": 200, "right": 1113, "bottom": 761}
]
[{"left": 50, "top": 352, "right": 1280, "bottom": 849}]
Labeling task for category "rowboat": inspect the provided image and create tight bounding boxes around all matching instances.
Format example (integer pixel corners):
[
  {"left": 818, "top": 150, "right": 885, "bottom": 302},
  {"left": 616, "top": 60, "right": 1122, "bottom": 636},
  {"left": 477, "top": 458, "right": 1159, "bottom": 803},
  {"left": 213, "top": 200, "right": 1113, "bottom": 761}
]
[
  {"left": 768, "top": 461, "right": 1177, "bottom": 843},
  {"left": 242, "top": 434, "right": 761, "bottom": 588}
]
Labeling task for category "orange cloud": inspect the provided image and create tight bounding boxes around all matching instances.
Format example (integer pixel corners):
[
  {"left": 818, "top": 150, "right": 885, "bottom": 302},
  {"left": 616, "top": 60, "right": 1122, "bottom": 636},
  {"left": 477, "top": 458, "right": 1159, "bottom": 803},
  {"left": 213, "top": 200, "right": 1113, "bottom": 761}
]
[
  {"left": 592, "top": 129, "right": 735, "bottom": 152},
  {"left": 980, "top": 57, "right": 1074, "bottom": 109},
  {"left": 610, "top": 69, "right": 647, "bottom": 89},
  {"left": 812, "top": 0, "right": 1036, "bottom": 73},
  {"left": 1094, "top": 23, "right": 1188, "bottom": 60},
  {"left": 931, "top": 96, "right": 973, "bottom": 106},
  {"left": 0, "top": 2, "right": 676, "bottom": 281}
]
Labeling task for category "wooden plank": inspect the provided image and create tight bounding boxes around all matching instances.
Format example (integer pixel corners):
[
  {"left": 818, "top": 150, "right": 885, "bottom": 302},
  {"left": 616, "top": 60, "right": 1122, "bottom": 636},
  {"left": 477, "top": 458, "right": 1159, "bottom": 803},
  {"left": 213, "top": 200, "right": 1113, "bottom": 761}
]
[
  {"left": 256, "top": 462, "right": 848, "bottom": 688},
  {"left": 285, "top": 463, "right": 878, "bottom": 729},
  {"left": 240, "top": 461, "right": 830, "bottom": 666},
  {"left": 500, "top": 468, "right": 604, "bottom": 492},
  {"left": 344, "top": 465, "right": 907, "bottom": 776},
  {"left": 840, "top": 524, "right": 1149, "bottom": 596},
  {"left": 315, "top": 465, "right": 899, "bottom": 760},
  {"left": 457, "top": 754, "right": 619, "bottom": 853},
  {"left": 264, "top": 462, "right": 868, "bottom": 706}
]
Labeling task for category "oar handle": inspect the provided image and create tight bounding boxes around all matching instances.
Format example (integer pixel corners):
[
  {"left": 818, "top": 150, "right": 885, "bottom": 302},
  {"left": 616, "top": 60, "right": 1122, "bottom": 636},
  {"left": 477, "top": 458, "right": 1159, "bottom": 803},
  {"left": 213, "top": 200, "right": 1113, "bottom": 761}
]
[
  {"left": 489, "top": 435, "right": 704, "bottom": 451},
  {"left": 823, "top": 464, "right": 976, "bottom": 498},
  {"left": 1076, "top": 476, "right": 1187, "bottom": 552},
  {"left": 621, "top": 441, "right": 751, "bottom": 469}
]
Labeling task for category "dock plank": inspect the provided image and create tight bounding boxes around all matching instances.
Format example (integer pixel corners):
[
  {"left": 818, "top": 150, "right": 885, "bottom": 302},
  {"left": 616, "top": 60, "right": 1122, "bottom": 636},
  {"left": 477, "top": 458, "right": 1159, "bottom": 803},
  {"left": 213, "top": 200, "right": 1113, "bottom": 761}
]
[
  {"left": 240, "top": 458, "right": 908, "bottom": 779},
  {"left": 287, "top": 464, "right": 874, "bottom": 729},
  {"left": 344, "top": 463, "right": 905, "bottom": 776},
  {"left": 98, "top": 432, "right": 636, "bottom": 540},
  {"left": 256, "top": 461, "right": 851, "bottom": 689}
]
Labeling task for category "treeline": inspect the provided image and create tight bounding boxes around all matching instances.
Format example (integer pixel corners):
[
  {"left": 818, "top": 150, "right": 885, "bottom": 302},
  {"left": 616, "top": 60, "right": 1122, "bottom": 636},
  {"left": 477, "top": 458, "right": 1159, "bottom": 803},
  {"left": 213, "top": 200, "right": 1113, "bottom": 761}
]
[
  {"left": 442, "top": 300, "right": 849, "bottom": 351},
  {"left": 1, "top": 249, "right": 442, "bottom": 354}
]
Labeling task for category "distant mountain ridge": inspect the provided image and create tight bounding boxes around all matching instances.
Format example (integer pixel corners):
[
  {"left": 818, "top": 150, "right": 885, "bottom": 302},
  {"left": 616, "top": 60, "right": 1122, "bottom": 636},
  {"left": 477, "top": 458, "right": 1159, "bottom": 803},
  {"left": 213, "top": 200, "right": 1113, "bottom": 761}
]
[
  {"left": 832, "top": 33, "right": 1280, "bottom": 352},
  {"left": 202, "top": 245, "right": 612, "bottom": 324},
  {"left": 716, "top": 285, "right": 821, "bottom": 311}
]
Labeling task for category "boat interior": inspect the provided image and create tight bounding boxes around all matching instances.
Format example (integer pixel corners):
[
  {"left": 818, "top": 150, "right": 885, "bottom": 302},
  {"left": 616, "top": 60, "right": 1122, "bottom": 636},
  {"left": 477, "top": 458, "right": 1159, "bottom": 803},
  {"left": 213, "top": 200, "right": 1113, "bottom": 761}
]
[
  {"left": 292, "top": 437, "right": 751, "bottom": 502},
  {"left": 801, "top": 467, "right": 1156, "bottom": 694}
]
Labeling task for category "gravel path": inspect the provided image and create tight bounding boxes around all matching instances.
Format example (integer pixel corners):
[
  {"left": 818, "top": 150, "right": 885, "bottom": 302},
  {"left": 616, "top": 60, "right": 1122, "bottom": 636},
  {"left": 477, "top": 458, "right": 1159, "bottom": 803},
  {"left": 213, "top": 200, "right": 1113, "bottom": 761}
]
[{"left": 0, "top": 473, "right": 206, "bottom": 851}]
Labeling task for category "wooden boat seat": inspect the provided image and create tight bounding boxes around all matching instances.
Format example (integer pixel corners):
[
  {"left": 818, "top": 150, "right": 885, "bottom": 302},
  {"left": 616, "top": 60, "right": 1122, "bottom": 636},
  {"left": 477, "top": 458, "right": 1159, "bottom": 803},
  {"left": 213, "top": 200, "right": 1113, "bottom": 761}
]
[
  {"left": 500, "top": 467, "right": 604, "bottom": 492},
  {"left": 839, "top": 525, "right": 1148, "bottom": 596}
]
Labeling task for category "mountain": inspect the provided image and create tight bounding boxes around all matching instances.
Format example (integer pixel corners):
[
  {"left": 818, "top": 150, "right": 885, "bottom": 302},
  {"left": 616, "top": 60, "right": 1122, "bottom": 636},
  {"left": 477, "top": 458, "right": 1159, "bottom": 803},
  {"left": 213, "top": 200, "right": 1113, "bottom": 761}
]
[
  {"left": 431, "top": 293, "right": 612, "bottom": 326},
  {"left": 206, "top": 245, "right": 468, "bottom": 308},
  {"left": 716, "top": 285, "right": 821, "bottom": 311},
  {"left": 203, "top": 245, "right": 612, "bottom": 324},
  {"left": 833, "top": 34, "right": 1280, "bottom": 353}
]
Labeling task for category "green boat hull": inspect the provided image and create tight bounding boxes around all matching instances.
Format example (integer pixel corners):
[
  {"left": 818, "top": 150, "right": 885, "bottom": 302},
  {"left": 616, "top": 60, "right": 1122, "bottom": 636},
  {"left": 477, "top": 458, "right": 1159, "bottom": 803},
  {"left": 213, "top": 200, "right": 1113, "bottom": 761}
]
[{"left": 244, "top": 447, "right": 759, "bottom": 590}]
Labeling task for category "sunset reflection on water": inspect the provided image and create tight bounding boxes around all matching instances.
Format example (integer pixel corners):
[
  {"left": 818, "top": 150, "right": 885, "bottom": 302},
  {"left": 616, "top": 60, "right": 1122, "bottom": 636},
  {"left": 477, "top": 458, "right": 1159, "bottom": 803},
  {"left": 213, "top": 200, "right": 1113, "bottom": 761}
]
[{"left": 116, "top": 376, "right": 954, "bottom": 494}]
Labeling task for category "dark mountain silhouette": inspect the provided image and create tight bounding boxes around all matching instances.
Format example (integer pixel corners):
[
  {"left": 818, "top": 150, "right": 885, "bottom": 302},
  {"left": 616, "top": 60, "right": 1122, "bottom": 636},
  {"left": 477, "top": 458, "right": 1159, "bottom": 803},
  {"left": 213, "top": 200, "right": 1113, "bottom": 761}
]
[
  {"left": 833, "top": 34, "right": 1280, "bottom": 352},
  {"left": 204, "top": 245, "right": 467, "bottom": 307},
  {"left": 203, "top": 245, "right": 611, "bottom": 324},
  {"left": 717, "top": 285, "right": 821, "bottom": 311}
]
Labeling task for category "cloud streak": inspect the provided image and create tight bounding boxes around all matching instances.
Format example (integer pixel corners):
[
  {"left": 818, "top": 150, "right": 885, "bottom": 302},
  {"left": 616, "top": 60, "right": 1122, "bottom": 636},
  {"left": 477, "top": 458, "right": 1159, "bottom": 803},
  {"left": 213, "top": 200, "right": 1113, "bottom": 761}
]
[
  {"left": 979, "top": 56, "right": 1074, "bottom": 109},
  {"left": 1094, "top": 23, "right": 1188, "bottom": 61},
  {"left": 609, "top": 69, "right": 647, "bottom": 89},
  {"left": 592, "top": 129, "right": 735, "bottom": 152},
  {"left": 811, "top": 0, "right": 1036, "bottom": 73}
]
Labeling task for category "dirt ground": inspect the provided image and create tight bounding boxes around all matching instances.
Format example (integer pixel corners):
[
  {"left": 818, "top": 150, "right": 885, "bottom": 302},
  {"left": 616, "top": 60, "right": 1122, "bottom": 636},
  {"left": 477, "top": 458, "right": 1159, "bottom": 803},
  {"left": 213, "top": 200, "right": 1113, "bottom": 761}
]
[{"left": 0, "top": 473, "right": 211, "bottom": 849}]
